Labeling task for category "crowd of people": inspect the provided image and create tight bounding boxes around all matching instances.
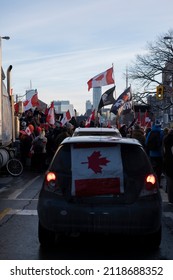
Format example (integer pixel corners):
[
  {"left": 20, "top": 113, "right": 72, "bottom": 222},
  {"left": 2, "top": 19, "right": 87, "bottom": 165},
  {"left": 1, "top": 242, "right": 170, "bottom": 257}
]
[
  {"left": 19, "top": 109, "right": 75, "bottom": 172},
  {"left": 18, "top": 108, "right": 173, "bottom": 203},
  {"left": 119, "top": 121, "right": 173, "bottom": 203}
]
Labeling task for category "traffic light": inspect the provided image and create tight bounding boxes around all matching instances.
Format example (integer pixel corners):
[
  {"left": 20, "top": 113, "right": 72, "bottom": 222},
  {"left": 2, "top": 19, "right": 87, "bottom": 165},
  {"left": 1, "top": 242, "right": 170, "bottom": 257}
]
[{"left": 156, "top": 85, "right": 164, "bottom": 100}]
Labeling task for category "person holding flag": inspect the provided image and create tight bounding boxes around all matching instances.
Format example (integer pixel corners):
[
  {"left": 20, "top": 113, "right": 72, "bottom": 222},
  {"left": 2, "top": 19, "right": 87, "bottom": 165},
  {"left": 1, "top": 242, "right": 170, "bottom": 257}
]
[{"left": 85, "top": 110, "right": 96, "bottom": 127}]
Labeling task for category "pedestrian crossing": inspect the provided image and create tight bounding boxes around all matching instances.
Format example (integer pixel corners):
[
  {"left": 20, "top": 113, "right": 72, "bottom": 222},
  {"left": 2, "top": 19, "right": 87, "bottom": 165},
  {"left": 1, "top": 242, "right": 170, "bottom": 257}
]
[{"left": 8, "top": 209, "right": 38, "bottom": 216}]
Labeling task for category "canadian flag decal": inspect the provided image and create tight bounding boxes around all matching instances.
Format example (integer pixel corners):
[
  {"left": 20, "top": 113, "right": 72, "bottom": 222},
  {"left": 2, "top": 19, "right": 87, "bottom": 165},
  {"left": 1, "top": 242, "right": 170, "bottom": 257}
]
[{"left": 71, "top": 145, "right": 124, "bottom": 196}]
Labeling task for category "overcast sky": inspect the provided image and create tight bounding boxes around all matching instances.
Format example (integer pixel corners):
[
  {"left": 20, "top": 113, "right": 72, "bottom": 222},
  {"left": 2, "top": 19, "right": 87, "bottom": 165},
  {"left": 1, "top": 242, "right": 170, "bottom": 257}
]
[{"left": 1, "top": 0, "right": 173, "bottom": 114}]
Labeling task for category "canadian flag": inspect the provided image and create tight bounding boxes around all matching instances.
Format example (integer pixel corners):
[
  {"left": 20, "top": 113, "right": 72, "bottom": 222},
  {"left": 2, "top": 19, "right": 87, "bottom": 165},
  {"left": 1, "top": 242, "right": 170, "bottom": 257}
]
[
  {"left": 46, "top": 102, "right": 55, "bottom": 125},
  {"left": 61, "top": 110, "right": 71, "bottom": 126},
  {"left": 87, "top": 67, "right": 114, "bottom": 91},
  {"left": 141, "top": 110, "right": 151, "bottom": 128},
  {"left": 71, "top": 145, "right": 124, "bottom": 196},
  {"left": 25, "top": 124, "right": 34, "bottom": 136},
  {"left": 85, "top": 109, "right": 95, "bottom": 127},
  {"left": 23, "top": 93, "right": 39, "bottom": 111}
]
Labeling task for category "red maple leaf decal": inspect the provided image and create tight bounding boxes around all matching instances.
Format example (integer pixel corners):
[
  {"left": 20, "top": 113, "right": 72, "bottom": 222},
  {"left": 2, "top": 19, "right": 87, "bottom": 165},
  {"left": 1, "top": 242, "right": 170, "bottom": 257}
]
[{"left": 81, "top": 151, "right": 110, "bottom": 173}]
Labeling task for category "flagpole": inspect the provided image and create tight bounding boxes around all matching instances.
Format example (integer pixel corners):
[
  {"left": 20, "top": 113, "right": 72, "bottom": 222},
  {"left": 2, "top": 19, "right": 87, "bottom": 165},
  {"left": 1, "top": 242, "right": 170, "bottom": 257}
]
[
  {"left": 126, "top": 65, "right": 128, "bottom": 88},
  {"left": 112, "top": 63, "right": 116, "bottom": 99},
  {"left": 111, "top": 62, "right": 118, "bottom": 127},
  {"left": 130, "top": 84, "right": 135, "bottom": 120}
]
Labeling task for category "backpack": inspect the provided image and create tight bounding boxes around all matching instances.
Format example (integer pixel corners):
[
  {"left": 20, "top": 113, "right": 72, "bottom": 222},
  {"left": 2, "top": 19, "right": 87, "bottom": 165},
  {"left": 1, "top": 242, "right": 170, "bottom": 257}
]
[
  {"left": 33, "top": 137, "right": 44, "bottom": 153},
  {"left": 147, "top": 131, "right": 161, "bottom": 151}
]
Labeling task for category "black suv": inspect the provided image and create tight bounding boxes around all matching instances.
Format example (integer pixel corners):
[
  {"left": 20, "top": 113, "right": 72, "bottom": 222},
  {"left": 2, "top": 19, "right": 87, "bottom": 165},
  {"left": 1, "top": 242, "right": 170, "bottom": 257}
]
[{"left": 37, "top": 136, "right": 162, "bottom": 248}]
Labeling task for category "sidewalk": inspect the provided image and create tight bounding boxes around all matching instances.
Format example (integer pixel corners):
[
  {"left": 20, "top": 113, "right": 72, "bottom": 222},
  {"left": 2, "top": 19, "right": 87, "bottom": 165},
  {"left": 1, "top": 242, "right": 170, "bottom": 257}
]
[
  {"left": 160, "top": 176, "right": 173, "bottom": 215},
  {"left": 160, "top": 188, "right": 168, "bottom": 203},
  {"left": 160, "top": 174, "right": 168, "bottom": 202}
]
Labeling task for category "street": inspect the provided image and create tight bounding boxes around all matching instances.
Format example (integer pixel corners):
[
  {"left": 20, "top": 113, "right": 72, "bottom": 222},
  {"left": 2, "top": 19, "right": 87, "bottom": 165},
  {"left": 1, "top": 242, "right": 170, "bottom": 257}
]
[{"left": 0, "top": 170, "right": 173, "bottom": 260}]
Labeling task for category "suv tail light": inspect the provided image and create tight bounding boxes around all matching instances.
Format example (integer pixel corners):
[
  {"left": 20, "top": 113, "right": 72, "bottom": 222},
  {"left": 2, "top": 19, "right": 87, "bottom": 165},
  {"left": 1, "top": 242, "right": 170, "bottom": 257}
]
[
  {"left": 145, "top": 174, "right": 157, "bottom": 190},
  {"left": 47, "top": 172, "right": 56, "bottom": 182},
  {"left": 140, "top": 173, "right": 158, "bottom": 197},
  {"left": 44, "top": 171, "right": 57, "bottom": 192}
]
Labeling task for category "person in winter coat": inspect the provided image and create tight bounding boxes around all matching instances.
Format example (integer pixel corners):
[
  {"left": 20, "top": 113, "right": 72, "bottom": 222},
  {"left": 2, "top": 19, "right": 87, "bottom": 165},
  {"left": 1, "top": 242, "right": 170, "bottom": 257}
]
[
  {"left": 31, "top": 127, "right": 47, "bottom": 172},
  {"left": 131, "top": 124, "right": 146, "bottom": 148},
  {"left": 145, "top": 121, "right": 164, "bottom": 186},
  {"left": 119, "top": 124, "right": 127, "bottom": 137},
  {"left": 19, "top": 132, "right": 32, "bottom": 168},
  {"left": 163, "top": 129, "right": 173, "bottom": 203},
  {"left": 53, "top": 126, "right": 71, "bottom": 152}
]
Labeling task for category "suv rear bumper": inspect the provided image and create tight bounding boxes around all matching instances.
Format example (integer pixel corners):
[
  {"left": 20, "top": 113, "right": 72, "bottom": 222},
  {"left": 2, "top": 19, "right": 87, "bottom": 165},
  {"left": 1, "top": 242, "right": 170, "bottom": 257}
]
[{"left": 37, "top": 195, "right": 162, "bottom": 235}]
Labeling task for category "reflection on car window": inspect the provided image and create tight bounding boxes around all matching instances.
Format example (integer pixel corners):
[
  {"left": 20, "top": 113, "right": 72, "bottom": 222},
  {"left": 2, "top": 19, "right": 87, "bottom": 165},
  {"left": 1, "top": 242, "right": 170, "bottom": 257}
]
[
  {"left": 121, "top": 144, "right": 151, "bottom": 175},
  {"left": 50, "top": 145, "right": 71, "bottom": 172}
]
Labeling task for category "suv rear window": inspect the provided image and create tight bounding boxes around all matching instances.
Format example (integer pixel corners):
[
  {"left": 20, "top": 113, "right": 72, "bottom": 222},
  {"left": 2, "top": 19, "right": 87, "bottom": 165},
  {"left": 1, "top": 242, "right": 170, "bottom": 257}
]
[
  {"left": 121, "top": 144, "right": 151, "bottom": 174},
  {"left": 51, "top": 142, "right": 151, "bottom": 176},
  {"left": 74, "top": 131, "right": 119, "bottom": 136},
  {"left": 50, "top": 142, "right": 152, "bottom": 201}
]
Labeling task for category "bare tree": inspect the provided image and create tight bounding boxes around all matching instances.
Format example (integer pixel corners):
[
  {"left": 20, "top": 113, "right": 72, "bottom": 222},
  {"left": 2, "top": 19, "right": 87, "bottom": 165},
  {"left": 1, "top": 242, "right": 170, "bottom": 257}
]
[{"left": 129, "top": 29, "right": 173, "bottom": 89}]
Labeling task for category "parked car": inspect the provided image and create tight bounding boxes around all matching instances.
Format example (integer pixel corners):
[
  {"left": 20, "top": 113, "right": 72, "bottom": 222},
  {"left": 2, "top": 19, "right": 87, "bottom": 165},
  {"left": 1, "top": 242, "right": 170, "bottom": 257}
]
[
  {"left": 37, "top": 136, "right": 162, "bottom": 248},
  {"left": 72, "top": 127, "right": 122, "bottom": 137}
]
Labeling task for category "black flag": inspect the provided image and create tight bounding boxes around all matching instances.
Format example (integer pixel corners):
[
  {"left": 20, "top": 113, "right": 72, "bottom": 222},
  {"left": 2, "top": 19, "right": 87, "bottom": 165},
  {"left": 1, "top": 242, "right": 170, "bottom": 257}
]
[
  {"left": 98, "top": 86, "right": 116, "bottom": 112},
  {"left": 110, "top": 86, "right": 132, "bottom": 115}
]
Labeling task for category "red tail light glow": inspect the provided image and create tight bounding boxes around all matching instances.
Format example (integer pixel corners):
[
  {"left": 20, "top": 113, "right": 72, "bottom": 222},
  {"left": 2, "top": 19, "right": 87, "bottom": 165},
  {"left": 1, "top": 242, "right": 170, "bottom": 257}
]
[
  {"left": 145, "top": 174, "right": 157, "bottom": 191},
  {"left": 44, "top": 172, "right": 57, "bottom": 191},
  {"left": 46, "top": 172, "right": 56, "bottom": 182}
]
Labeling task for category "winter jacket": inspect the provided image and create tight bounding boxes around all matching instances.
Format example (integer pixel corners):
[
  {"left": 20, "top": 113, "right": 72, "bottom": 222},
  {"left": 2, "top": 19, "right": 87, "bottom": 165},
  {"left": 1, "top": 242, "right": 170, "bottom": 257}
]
[
  {"left": 145, "top": 124, "right": 163, "bottom": 157},
  {"left": 163, "top": 130, "right": 173, "bottom": 178},
  {"left": 132, "top": 128, "right": 146, "bottom": 148}
]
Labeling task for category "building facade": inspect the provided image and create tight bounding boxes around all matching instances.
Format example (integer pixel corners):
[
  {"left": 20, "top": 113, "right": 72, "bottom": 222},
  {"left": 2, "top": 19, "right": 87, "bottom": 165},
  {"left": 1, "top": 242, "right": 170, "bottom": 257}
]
[
  {"left": 53, "top": 100, "right": 74, "bottom": 117},
  {"left": 92, "top": 87, "right": 101, "bottom": 111}
]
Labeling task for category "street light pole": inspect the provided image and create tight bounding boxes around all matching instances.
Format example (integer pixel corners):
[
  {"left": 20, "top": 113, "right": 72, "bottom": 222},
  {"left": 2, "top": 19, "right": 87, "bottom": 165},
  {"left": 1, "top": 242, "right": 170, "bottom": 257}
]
[{"left": 0, "top": 36, "right": 10, "bottom": 143}]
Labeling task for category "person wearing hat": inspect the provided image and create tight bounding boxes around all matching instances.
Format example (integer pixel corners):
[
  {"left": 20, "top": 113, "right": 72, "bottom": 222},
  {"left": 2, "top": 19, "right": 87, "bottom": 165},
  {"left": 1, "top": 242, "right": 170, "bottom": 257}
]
[
  {"left": 131, "top": 124, "right": 146, "bottom": 148},
  {"left": 53, "top": 124, "right": 73, "bottom": 152},
  {"left": 65, "top": 122, "right": 74, "bottom": 136}
]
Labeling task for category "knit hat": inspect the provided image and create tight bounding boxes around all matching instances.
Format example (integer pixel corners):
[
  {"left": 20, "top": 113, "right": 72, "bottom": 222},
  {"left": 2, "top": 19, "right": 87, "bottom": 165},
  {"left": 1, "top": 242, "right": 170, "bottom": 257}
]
[{"left": 37, "top": 126, "right": 42, "bottom": 133}]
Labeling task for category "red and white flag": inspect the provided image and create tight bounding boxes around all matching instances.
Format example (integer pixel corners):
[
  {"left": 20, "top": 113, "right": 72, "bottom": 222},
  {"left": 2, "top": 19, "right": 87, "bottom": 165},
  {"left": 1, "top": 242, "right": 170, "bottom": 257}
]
[
  {"left": 141, "top": 110, "right": 151, "bottom": 128},
  {"left": 71, "top": 145, "right": 124, "bottom": 196},
  {"left": 61, "top": 110, "right": 71, "bottom": 126},
  {"left": 23, "top": 93, "right": 39, "bottom": 111},
  {"left": 87, "top": 67, "right": 114, "bottom": 91},
  {"left": 46, "top": 102, "right": 55, "bottom": 125},
  {"left": 85, "top": 109, "right": 95, "bottom": 127},
  {"left": 25, "top": 124, "right": 34, "bottom": 136}
]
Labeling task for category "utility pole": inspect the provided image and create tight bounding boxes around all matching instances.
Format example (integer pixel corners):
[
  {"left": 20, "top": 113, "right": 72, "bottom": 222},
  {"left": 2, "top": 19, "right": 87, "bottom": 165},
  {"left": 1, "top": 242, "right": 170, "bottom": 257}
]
[{"left": 126, "top": 65, "right": 129, "bottom": 88}]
